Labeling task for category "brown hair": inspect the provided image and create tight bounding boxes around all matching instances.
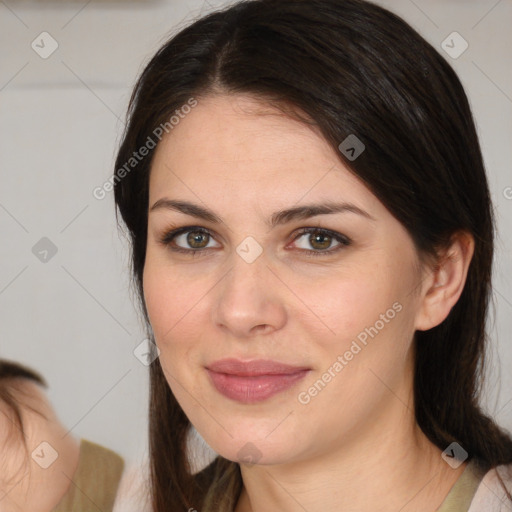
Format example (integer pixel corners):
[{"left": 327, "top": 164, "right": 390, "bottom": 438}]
[{"left": 113, "top": 0, "right": 512, "bottom": 509}]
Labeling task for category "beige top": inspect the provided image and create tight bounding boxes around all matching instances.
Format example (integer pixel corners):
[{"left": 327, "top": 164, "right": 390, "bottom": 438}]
[
  {"left": 111, "top": 458, "right": 512, "bottom": 512},
  {"left": 437, "top": 460, "right": 488, "bottom": 511},
  {"left": 52, "top": 439, "right": 125, "bottom": 512}
]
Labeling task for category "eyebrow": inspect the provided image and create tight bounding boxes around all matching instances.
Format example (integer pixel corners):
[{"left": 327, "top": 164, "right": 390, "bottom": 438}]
[{"left": 149, "top": 198, "right": 376, "bottom": 228}]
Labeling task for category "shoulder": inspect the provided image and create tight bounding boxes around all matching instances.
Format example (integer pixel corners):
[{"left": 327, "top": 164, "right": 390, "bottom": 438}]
[
  {"left": 53, "top": 439, "right": 125, "bottom": 512},
  {"left": 113, "top": 458, "right": 152, "bottom": 512},
  {"left": 468, "top": 462, "right": 512, "bottom": 512}
]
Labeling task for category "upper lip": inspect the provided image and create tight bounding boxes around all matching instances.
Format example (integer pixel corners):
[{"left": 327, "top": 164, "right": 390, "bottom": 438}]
[{"left": 206, "top": 358, "right": 310, "bottom": 376}]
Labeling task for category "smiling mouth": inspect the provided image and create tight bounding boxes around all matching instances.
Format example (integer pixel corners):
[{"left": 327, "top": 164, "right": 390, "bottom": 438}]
[{"left": 204, "top": 358, "right": 311, "bottom": 403}]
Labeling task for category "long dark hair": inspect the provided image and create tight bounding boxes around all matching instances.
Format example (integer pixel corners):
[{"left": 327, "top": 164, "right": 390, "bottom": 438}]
[{"left": 113, "top": 0, "right": 512, "bottom": 509}]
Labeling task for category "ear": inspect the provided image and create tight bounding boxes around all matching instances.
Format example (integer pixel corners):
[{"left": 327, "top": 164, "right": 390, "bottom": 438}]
[{"left": 414, "top": 231, "right": 475, "bottom": 331}]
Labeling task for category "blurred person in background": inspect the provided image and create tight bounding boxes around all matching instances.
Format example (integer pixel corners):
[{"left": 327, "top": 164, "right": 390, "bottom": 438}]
[{"left": 0, "top": 359, "right": 131, "bottom": 512}]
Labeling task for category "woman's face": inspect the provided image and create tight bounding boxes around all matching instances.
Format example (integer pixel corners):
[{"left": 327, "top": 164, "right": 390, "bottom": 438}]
[{"left": 143, "top": 94, "right": 428, "bottom": 466}]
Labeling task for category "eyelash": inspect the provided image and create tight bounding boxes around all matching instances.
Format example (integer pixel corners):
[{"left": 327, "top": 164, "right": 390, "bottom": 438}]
[{"left": 157, "top": 226, "right": 352, "bottom": 258}]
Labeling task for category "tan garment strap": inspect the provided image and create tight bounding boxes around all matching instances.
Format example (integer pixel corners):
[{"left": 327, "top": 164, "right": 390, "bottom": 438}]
[
  {"left": 437, "top": 460, "right": 487, "bottom": 512},
  {"left": 52, "top": 439, "right": 125, "bottom": 512}
]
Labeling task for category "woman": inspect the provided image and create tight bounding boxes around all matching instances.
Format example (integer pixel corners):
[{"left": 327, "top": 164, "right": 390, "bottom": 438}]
[
  {"left": 0, "top": 359, "right": 126, "bottom": 511},
  {"left": 112, "top": 0, "right": 512, "bottom": 510}
]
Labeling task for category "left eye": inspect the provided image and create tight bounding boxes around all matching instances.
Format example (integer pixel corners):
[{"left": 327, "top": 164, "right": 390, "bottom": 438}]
[
  {"left": 290, "top": 227, "right": 351, "bottom": 255},
  {"left": 164, "top": 228, "right": 219, "bottom": 251}
]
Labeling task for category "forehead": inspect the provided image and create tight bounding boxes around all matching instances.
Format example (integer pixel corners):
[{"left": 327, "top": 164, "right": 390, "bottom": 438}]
[
  {"left": 148, "top": 94, "right": 372, "bottom": 202},
  {"left": 155, "top": 95, "right": 331, "bottom": 167}
]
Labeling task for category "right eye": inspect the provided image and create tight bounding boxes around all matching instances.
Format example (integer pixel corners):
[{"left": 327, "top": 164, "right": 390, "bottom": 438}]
[{"left": 158, "top": 226, "right": 221, "bottom": 255}]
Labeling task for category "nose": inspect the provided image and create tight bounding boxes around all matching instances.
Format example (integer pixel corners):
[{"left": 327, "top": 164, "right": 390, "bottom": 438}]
[{"left": 211, "top": 249, "right": 287, "bottom": 339}]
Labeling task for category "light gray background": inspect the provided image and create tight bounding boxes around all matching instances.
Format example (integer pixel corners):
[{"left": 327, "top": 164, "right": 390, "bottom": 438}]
[{"left": 0, "top": 0, "right": 511, "bottom": 465}]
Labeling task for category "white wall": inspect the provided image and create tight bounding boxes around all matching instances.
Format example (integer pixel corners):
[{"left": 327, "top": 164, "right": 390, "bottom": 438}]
[{"left": 0, "top": 0, "right": 511, "bottom": 466}]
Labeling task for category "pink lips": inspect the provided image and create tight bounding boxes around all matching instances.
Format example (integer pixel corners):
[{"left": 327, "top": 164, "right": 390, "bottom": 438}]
[{"left": 205, "top": 358, "right": 311, "bottom": 403}]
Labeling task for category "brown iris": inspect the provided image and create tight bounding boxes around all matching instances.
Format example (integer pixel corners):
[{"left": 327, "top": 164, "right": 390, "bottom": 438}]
[
  {"left": 187, "top": 231, "right": 210, "bottom": 249},
  {"left": 308, "top": 231, "right": 332, "bottom": 250}
]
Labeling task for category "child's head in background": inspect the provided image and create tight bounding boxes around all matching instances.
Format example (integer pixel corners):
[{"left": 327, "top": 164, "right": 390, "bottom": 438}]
[{"left": 0, "top": 359, "right": 80, "bottom": 512}]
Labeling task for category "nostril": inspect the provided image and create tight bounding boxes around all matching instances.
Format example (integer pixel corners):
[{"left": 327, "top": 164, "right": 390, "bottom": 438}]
[{"left": 252, "top": 324, "right": 271, "bottom": 334}]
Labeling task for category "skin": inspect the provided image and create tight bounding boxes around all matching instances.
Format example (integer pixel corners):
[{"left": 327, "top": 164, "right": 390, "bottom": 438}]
[
  {"left": 0, "top": 380, "right": 80, "bottom": 512},
  {"left": 143, "top": 93, "right": 475, "bottom": 512}
]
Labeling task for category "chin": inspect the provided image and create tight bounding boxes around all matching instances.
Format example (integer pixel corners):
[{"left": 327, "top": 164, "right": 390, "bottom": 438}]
[{"left": 196, "top": 425, "right": 298, "bottom": 467}]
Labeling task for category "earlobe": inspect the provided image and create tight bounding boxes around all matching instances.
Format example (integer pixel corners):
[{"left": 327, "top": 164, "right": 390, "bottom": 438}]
[{"left": 414, "top": 231, "right": 475, "bottom": 332}]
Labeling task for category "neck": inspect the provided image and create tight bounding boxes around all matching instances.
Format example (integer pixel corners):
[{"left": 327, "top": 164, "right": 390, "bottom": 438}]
[{"left": 234, "top": 378, "right": 465, "bottom": 512}]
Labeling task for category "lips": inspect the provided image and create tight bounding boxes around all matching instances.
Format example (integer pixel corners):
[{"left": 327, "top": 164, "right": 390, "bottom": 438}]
[
  {"left": 206, "top": 358, "right": 310, "bottom": 376},
  {"left": 205, "top": 358, "right": 311, "bottom": 403}
]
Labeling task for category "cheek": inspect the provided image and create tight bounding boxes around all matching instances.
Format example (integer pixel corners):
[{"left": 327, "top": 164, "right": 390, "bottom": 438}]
[
  {"left": 142, "top": 262, "right": 170, "bottom": 336},
  {"left": 143, "top": 256, "right": 194, "bottom": 330},
  {"left": 291, "top": 266, "right": 398, "bottom": 345},
  {"left": 292, "top": 258, "right": 417, "bottom": 382},
  {"left": 142, "top": 258, "right": 210, "bottom": 368},
  {"left": 143, "top": 264, "right": 200, "bottom": 401}
]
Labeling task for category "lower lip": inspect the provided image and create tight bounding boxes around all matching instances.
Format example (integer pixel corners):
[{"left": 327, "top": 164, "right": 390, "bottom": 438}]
[{"left": 206, "top": 369, "right": 310, "bottom": 403}]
